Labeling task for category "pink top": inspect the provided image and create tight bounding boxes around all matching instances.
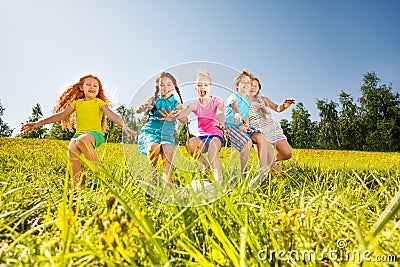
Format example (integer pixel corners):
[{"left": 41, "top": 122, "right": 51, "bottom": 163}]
[{"left": 192, "top": 96, "right": 223, "bottom": 137}]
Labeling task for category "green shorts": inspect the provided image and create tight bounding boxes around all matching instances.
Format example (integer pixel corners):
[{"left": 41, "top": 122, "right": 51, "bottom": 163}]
[{"left": 72, "top": 131, "right": 105, "bottom": 148}]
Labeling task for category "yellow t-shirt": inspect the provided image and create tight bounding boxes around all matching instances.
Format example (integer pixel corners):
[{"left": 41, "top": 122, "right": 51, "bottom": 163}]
[{"left": 70, "top": 98, "right": 107, "bottom": 135}]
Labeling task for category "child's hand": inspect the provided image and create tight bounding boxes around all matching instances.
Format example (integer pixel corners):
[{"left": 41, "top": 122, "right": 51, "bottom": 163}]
[
  {"left": 283, "top": 98, "right": 295, "bottom": 108},
  {"left": 214, "top": 123, "right": 228, "bottom": 140},
  {"left": 124, "top": 127, "right": 136, "bottom": 138},
  {"left": 233, "top": 113, "right": 244, "bottom": 125},
  {"left": 21, "top": 122, "right": 38, "bottom": 132},
  {"left": 136, "top": 102, "right": 153, "bottom": 113},
  {"left": 158, "top": 108, "right": 178, "bottom": 121},
  {"left": 239, "top": 125, "right": 248, "bottom": 133}
]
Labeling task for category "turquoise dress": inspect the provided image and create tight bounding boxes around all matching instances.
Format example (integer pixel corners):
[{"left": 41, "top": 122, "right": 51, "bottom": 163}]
[{"left": 138, "top": 94, "right": 180, "bottom": 155}]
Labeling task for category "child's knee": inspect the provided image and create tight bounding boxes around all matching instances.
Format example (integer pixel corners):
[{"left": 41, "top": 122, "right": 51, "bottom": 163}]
[
  {"left": 211, "top": 138, "right": 222, "bottom": 149},
  {"left": 149, "top": 142, "right": 160, "bottom": 152},
  {"left": 187, "top": 138, "right": 202, "bottom": 155},
  {"left": 283, "top": 150, "right": 292, "bottom": 160},
  {"left": 148, "top": 143, "right": 161, "bottom": 157},
  {"left": 76, "top": 135, "right": 93, "bottom": 148},
  {"left": 241, "top": 140, "right": 252, "bottom": 154},
  {"left": 245, "top": 140, "right": 253, "bottom": 149},
  {"left": 68, "top": 143, "right": 81, "bottom": 159}
]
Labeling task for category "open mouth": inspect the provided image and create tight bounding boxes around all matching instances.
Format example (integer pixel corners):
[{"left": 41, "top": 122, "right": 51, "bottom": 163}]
[
  {"left": 162, "top": 90, "right": 172, "bottom": 96},
  {"left": 199, "top": 90, "right": 207, "bottom": 97}
]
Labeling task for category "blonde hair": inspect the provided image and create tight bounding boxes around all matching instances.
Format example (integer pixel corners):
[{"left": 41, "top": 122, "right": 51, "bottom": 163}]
[
  {"left": 234, "top": 69, "right": 253, "bottom": 90},
  {"left": 56, "top": 74, "right": 111, "bottom": 132},
  {"left": 196, "top": 70, "right": 212, "bottom": 83}
]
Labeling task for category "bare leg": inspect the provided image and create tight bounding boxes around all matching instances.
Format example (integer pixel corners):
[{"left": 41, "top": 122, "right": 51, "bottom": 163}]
[
  {"left": 275, "top": 139, "right": 292, "bottom": 161},
  {"left": 207, "top": 138, "right": 222, "bottom": 183},
  {"left": 74, "top": 134, "right": 102, "bottom": 187},
  {"left": 75, "top": 134, "right": 99, "bottom": 162},
  {"left": 248, "top": 133, "right": 275, "bottom": 191},
  {"left": 251, "top": 132, "right": 274, "bottom": 169},
  {"left": 147, "top": 142, "right": 161, "bottom": 184},
  {"left": 240, "top": 140, "right": 252, "bottom": 173},
  {"left": 148, "top": 142, "right": 161, "bottom": 169},
  {"left": 186, "top": 137, "right": 208, "bottom": 168},
  {"left": 68, "top": 140, "right": 82, "bottom": 186},
  {"left": 161, "top": 143, "right": 174, "bottom": 183}
]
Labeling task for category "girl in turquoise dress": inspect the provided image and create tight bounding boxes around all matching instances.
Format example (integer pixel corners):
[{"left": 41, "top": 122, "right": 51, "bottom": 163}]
[{"left": 136, "top": 72, "right": 186, "bottom": 184}]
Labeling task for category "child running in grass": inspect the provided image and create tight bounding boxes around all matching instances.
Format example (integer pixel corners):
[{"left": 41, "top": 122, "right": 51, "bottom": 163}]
[
  {"left": 225, "top": 70, "right": 274, "bottom": 185},
  {"left": 21, "top": 74, "right": 135, "bottom": 186},
  {"left": 136, "top": 72, "right": 186, "bottom": 185},
  {"left": 177, "top": 70, "right": 225, "bottom": 184},
  {"left": 248, "top": 76, "right": 295, "bottom": 170}
]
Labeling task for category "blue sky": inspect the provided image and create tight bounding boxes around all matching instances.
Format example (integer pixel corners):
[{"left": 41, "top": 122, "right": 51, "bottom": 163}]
[{"left": 1, "top": 0, "right": 399, "bottom": 136}]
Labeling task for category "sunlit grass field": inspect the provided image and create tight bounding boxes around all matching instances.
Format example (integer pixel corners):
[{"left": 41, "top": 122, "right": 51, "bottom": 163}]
[{"left": 0, "top": 138, "right": 399, "bottom": 266}]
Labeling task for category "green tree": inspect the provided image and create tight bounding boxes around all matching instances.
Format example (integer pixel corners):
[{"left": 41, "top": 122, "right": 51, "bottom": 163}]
[
  {"left": 47, "top": 121, "right": 75, "bottom": 140},
  {"left": 359, "top": 72, "right": 400, "bottom": 151},
  {"left": 18, "top": 103, "right": 48, "bottom": 138},
  {"left": 338, "top": 91, "right": 360, "bottom": 150},
  {"left": 290, "top": 102, "right": 316, "bottom": 148},
  {"left": 0, "top": 100, "right": 14, "bottom": 137},
  {"left": 105, "top": 119, "right": 123, "bottom": 143},
  {"left": 104, "top": 105, "right": 137, "bottom": 143},
  {"left": 176, "top": 122, "right": 194, "bottom": 146},
  {"left": 280, "top": 119, "right": 292, "bottom": 145},
  {"left": 316, "top": 99, "right": 340, "bottom": 149}
]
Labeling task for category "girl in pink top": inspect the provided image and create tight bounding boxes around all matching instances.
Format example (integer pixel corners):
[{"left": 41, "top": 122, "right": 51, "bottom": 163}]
[{"left": 178, "top": 70, "right": 225, "bottom": 183}]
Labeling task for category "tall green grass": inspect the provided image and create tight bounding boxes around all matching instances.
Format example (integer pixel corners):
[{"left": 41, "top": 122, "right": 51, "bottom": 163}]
[{"left": 0, "top": 138, "right": 398, "bottom": 266}]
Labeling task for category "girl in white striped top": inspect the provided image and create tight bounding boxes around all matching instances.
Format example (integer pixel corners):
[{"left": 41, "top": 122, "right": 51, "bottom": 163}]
[{"left": 248, "top": 76, "right": 295, "bottom": 169}]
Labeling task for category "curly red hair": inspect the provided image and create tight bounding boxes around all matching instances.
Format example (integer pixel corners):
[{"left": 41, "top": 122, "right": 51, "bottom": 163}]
[{"left": 56, "top": 74, "right": 111, "bottom": 132}]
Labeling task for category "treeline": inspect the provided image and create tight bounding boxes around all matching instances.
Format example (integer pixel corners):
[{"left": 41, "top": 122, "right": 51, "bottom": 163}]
[
  {"left": 281, "top": 72, "right": 400, "bottom": 152},
  {"left": 0, "top": 72, "right": 398, "bottom": 152}
]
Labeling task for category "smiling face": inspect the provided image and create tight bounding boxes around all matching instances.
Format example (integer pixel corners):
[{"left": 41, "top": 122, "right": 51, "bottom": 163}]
[
  {"left": 249, "top": 80, "right": 261, "bottom": 97},
  {"left": 195, "top": 75, "right": 212, "bottom": 98},
  {"left": 237, "top": 75, "right": 252, "bottom": 96},
  {"left": 159, "top": 77, "right": 175, "bottom": 98},
  {"left": 81, "top": 77, "right": 100, "bottom": 100}
]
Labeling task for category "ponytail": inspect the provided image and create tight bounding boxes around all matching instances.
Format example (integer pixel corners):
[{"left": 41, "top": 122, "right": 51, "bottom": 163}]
[
  {"left": 150, "top": 85, "right": 159, "bottom": 115},
  {"left": 174, "top": 86, "right": 183, "bottom": 104}
]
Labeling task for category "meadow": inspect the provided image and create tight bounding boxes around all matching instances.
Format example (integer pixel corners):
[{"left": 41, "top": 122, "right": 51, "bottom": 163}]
[{"left": 0, "top": 137, "right": 399, "bottom": 266}]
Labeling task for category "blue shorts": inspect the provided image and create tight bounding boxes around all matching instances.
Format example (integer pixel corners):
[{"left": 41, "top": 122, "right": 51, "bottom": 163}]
[
  {"left": 246, "top": 127, "right": 262, "bottom": 144},
  {"left": 198, "top": 135, "right": 223, "bottom": 153}
]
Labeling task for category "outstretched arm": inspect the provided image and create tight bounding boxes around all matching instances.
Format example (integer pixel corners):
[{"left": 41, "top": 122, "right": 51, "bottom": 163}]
[
  {"left": 176, "top": 103, "right": 194, "bottom": 123},
  {"left": 136, "top": 97, "right": 154, "bottom": 114},
  {"left": 21, "top": 105, "right": 74, "bottom": 132},
  {"left": 263, "top": 96, "right": 295, "bottom": 113},
  {"left": 102, "top": 105, "right": 136, "bottom": 137},
  {"left": 157, "top": 104, "right": 189, "bottom": 123}
]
